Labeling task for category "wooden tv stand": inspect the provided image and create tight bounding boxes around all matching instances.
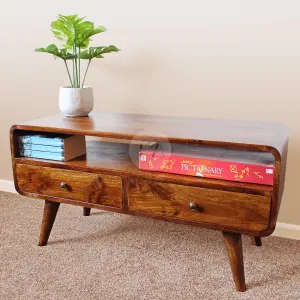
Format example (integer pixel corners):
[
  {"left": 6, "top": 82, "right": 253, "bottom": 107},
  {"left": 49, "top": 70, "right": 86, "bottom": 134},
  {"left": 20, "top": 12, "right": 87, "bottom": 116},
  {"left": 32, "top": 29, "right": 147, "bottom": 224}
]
[{"left": 10, "top": 113, "right": 288, "bottom": 292}]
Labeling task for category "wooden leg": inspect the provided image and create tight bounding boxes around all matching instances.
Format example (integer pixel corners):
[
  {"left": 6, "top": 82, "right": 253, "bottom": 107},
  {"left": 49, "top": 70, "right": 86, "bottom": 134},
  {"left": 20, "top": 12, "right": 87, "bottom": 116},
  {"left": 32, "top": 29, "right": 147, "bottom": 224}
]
[
  {"left": 38, "top": 201, "right": 60, "bottom": 246},
  {"left": 83, "top": 207, "right": 91, "bottom": 216},
  {"left": 222, "top": 231, "right": 246, "bottom": 292},
  {"left": 252, "top": 236, "right": 262, "bottom": 247}
]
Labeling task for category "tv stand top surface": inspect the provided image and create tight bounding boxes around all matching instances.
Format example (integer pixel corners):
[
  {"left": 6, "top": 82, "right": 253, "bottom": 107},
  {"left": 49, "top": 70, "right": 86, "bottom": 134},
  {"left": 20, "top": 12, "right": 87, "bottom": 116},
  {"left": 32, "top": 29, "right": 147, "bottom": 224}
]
[{"left": 12, "top": 112, "right": 288, "bottom": 158}]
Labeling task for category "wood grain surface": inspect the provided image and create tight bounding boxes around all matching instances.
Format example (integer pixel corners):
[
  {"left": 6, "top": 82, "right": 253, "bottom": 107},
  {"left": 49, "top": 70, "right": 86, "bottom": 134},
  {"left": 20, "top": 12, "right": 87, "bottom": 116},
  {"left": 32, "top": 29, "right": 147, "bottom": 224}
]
[
  {"left": 16, "top": 164, "right": 123, "bottom": 208},
  {"left": 12, "top": 112, "right": 288, "bottom": 155},
  {"left": 128, "top": 178, "right": 271, "bottom": 231}
]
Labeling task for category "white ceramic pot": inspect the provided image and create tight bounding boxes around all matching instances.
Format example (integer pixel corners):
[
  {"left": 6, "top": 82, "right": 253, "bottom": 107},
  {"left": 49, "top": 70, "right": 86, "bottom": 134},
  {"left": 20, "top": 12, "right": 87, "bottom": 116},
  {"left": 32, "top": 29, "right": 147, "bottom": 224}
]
[{"left": 59, "top": 86, "right": 94, "bottom": 117}]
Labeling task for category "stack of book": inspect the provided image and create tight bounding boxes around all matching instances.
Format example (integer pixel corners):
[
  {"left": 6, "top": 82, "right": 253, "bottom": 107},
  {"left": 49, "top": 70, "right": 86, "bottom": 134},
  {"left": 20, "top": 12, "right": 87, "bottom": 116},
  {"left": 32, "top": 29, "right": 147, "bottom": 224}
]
[
  {"left": 18, "top": 133, "right": 86, "bottom": 161},
  {"left": 139, "top": 143, "right": 275, "bottom": 185}
]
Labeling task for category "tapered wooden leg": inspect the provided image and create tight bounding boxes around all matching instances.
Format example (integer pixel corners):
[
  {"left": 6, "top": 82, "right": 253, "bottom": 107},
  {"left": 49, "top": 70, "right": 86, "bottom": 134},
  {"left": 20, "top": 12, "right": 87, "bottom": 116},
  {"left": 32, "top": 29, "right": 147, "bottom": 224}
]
[
  {"left": 252, "top": 236, "right": 262, "bottom": 247},
  {"left": 83, "top": 207, "right": 91, "bottom": 216},
  {"left": 222, "top": 231, "right": 246, "bottom": 292},
  {"left": 38, "top": 201, "right": 60, "bottom": 246}
]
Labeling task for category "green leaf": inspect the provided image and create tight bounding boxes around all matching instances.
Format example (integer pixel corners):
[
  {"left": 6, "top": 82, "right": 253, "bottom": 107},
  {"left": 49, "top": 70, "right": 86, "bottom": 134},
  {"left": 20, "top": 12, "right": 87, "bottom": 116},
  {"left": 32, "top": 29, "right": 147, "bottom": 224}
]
[
  {"left": 79, "top": 45, "right": 120, "bottom": 60},
  {"left": 50, "top": 14, "right": 106, "bottom": 49},
  {"left": 76, "top": 26, "right": 106, "bottom": 49},
  {"left": 35, "top": 44, "right": 77, "bottom": 60},
  {"left": 100, "top": 45, "right": 120, "bottom": 54}
]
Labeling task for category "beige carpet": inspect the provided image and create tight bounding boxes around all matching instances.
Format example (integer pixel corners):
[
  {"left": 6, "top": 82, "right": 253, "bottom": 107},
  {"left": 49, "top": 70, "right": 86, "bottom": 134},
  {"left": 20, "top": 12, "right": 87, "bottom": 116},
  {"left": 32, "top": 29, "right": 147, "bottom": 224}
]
[{"left": 1, "top": 191, "right": 300, "bottom": 300}]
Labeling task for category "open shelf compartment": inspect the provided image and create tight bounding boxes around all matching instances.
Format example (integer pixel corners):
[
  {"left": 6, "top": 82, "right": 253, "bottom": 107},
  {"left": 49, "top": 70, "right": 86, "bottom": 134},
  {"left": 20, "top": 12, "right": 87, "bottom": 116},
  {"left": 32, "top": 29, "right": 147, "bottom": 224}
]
[{"left": 13, "top": 130, "right": 274, "bottom": 197}]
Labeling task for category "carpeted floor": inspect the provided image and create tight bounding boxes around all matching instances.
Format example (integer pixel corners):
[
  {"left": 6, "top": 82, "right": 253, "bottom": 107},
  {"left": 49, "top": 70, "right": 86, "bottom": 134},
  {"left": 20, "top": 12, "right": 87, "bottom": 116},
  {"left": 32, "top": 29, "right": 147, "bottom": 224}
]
[{"left": 1, "top": 191, "right": 300, "bottom": 300}]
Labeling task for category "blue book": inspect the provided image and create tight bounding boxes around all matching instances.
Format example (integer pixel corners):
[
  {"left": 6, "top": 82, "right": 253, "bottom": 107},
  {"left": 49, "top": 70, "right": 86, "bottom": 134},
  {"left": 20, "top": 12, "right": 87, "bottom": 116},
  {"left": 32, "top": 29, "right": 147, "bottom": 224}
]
[
  {"left": 20, "top": 143, "right": 64, "bottom": 153},
  {"left": 20, "top": 149, "right": 65, "bottom": 161},
  {"left": 18, "top": 133, "right": 71, "bottom": 147},
  {"left": 18, "top": 134, "right": 86, "bottom": 161}
]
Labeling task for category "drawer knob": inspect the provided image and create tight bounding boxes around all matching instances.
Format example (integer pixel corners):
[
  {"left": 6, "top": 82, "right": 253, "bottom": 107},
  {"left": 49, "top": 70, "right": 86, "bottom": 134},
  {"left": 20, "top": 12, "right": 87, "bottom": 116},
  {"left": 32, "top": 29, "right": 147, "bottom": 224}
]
[
  {"left": 188, "top": 202, "right": 198, "bottom": 212},
  {"left": 60, "top": 182, "right": 69, "bottom": 190}
]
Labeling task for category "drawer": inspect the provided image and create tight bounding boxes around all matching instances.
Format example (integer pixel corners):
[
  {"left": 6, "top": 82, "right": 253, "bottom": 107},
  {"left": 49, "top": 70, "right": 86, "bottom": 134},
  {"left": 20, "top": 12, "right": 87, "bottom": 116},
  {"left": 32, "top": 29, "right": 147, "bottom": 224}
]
[
  {"left": 16, "top": 164, "right": 123, "bottom": 208},
  {"left": 128, "top": 178, "right": 271, "bottom": 231}
]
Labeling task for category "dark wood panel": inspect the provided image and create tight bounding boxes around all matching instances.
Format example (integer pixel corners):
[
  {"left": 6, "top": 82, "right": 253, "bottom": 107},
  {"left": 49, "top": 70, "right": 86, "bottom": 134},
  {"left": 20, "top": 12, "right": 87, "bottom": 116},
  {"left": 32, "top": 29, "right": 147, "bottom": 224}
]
[
  {"left": 16, "top": 164, "right": 123, "bottom": 208},
  {"left": 128, "top": 178, "right": 271, "bottom": 231},
  {"left": 12, "top": 112, "right": 288, "bottom": 155}
]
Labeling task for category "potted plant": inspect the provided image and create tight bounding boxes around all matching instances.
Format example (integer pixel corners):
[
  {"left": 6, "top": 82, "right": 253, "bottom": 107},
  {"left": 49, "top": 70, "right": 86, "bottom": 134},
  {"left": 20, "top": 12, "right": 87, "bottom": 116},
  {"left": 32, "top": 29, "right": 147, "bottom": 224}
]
[{"left": 36, "top": 14, "right": 120, "bottom": 117}]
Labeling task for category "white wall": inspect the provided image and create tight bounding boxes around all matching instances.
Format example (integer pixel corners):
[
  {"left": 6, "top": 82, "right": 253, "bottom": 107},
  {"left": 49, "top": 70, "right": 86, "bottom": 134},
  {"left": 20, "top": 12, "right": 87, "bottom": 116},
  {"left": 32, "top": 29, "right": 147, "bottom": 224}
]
[{"left": 0, "top": 0, "right": 299, "bottom": 224}]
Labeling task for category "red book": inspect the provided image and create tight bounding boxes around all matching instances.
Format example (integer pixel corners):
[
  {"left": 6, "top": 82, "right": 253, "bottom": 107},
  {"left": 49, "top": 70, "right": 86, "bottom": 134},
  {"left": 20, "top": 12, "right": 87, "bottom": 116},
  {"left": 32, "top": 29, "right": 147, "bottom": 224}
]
[{"left": 139, "top": 144, "right": 275, "bottom": 185}]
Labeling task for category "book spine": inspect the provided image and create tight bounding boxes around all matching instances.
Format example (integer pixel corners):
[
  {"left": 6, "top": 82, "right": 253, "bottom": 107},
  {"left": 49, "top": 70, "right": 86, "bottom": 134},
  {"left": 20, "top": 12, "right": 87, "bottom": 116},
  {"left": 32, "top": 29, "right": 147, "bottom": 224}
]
[
  {"left": 20, "top": 149, "right": 65, "bottom": 161},
  {"left": 139, "top": 151, "right": 274, "bottom": 185},
  {"left": 19, "top": 143, "right": 64, "bottom": 153},
  {"left": 18, "top": 136, "right": 64, "bottom": 146}
]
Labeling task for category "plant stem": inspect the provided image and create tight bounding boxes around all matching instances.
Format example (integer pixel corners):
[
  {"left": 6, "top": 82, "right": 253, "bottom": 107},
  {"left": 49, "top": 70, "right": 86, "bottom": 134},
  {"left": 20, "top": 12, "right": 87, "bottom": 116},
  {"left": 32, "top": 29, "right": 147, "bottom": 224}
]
[
  {"left": 74, "top": 45, "right": 79, "bottom": 87},
  {"left": 64, "top": 60, "right": 73, "bottom": 87},
  {"left": 82, "top": 59, "right": 91, "bottom": 88},
  {"left": 78, "top": 47, "right": 81, "bottom": 87},
  {"left": 72, "top": 58, "right": 76, "bottom": 87}
]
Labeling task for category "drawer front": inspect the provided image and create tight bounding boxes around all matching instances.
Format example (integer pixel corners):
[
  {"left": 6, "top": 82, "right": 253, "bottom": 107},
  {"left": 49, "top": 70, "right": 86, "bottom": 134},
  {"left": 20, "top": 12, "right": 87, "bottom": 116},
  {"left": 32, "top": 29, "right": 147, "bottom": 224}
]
[
  {"left": 16, "top": 164, "right": 123, "bottom": 208},
  {"left": 128, "top": 178, "right": 271, "bottom": 231}
]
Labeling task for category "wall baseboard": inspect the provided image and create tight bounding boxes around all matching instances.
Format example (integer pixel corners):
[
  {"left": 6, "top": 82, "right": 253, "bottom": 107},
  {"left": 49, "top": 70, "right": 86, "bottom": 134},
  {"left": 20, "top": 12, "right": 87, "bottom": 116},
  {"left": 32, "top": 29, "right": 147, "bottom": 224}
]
[
  {"left": 0, "top": 179, "right": 299, "bottom": 240},
  {"left": 273, "top": 223, "right": 300, "bottom": 241},
  {"left": 0, "top": 179, "right": 16, "bottom": 194}
]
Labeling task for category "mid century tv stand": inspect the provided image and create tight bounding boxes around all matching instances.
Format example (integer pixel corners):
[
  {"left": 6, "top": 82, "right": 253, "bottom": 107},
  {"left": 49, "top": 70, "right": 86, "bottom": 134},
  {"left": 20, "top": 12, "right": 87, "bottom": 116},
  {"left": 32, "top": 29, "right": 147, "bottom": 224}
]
[{"left": 10, "top": 113, "right": 288, "bottom": 292}]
